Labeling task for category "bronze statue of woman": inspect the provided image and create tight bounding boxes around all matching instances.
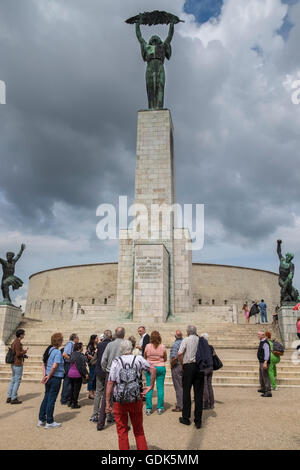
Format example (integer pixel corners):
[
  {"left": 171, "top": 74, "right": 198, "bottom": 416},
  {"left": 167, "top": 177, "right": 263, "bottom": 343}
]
[{"left": 135, "top": 18, "right": 175, "bottom": 110}]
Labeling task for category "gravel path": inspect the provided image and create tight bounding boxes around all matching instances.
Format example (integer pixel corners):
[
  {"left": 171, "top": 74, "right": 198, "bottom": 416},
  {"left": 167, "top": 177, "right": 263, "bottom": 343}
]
[{"left": 0, "top": 382, "right": 299, "bottom": 450}]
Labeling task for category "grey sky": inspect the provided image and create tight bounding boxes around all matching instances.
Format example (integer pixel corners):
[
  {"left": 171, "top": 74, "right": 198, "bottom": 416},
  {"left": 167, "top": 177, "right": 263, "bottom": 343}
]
[{"left": 0, "top": 0, "right": 300, "bottom": 307}]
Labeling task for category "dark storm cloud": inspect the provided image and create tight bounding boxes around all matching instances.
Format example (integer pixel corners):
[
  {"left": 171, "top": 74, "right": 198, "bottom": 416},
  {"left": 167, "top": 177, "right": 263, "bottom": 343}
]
[{"left": 0, "top": 0, "right": 300, "bottom": 299}]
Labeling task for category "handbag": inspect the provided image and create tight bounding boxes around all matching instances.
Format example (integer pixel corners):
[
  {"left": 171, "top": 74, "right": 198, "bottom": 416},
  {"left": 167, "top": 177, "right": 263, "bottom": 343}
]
[
  {"left": 212, "top": 353, "right": 223, "bottom": 371},
  {"left": 82, "top": 375, "right": 89, "bottom": 384},
  {"left": 89, "top": 351, "right": 98, "bottom": 366}
]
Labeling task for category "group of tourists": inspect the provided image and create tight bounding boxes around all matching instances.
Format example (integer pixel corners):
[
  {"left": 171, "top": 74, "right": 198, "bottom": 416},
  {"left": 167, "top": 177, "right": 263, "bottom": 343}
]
[
  {"left": 5, "top": 320, "right": 289, "bottom": 449},
  {"left": 242, "top": 300, "right": 280, "bottom": 326},
  {"left": 5, "top": 324, "right": 220, "bottom": 449}
]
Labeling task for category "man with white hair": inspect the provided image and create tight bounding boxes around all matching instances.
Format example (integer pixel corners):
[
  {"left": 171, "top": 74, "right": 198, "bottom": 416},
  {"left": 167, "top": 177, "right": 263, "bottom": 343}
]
[
  {"left": 97, "top": 327, "right": 126, "bottom": 430},
  {"left": 178, "top": 325, "right": 204, "bottom": 429},
  {"left": 170, "top": 330, "right": 183, "bottom": 412},
  {"left": 105, "top": 339, "right": 156, "bottom": 450},
  {"left": 89, "top": 329, "right": 112, "bottom": 423},
  {"left": 257, "top": 331, "right": 272, "bottom": 397}
]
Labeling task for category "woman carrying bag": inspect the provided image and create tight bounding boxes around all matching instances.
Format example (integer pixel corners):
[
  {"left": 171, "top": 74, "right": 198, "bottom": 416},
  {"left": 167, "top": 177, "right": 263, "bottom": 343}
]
[
  {"left": 85, "top": 335, "right": 99, "bottom": 399},
  {"left": 68, "top": 342, "right": 89, "bottom": 409}
]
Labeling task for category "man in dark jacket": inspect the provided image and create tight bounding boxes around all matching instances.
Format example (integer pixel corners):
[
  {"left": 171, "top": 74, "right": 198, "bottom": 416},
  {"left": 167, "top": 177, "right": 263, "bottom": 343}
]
[
  {"left": 137, "top": 326, "right": 150, "bottom": 357},
  {"left": 257, "top": 331, "right": 272, "bottom": 397},
  {"left": 89, "top": 330, "right": 112, "bottom": 422}
]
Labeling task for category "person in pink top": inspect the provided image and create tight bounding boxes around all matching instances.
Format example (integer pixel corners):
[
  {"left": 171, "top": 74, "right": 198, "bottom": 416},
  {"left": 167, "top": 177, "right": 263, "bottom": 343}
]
[
  {"left": 144, "top": 331, "right": 167, "bottom": 415},
  {"left": 296, "top": 318, "right": 300, "bottom": 351},
  {"left": 242, "top": 302, "right": 250, "bottom": 324}
]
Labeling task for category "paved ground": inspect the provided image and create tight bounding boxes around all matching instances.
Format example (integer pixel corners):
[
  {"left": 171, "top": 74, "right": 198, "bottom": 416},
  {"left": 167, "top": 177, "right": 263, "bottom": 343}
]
[{"left": 0, "top": 382, "right": 300, "bottom": 450}]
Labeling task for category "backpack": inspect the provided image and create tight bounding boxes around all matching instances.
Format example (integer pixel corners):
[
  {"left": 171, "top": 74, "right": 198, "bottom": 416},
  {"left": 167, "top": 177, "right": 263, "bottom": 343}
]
[
  {"left": 272, "top": 340, "right": 285, "bottom": 357},
  {"left": 42, "top": 345, "right": 53, "bottom": 365},
  {"left": 5, "top": 346, "right": 15, "bottom": 364},
  {"left": 114, "top": 356, "right": 141, "bottom": 404}
]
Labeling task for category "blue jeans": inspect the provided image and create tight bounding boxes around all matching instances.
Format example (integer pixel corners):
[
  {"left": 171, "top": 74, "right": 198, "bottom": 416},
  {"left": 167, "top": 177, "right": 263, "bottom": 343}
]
[
  {"left": 261, "top": 311, "right": 268, "bottom": 323},
  {"left": 7, "top": 365, "right": 23, "bottom": 400},
  {"left": 88, "top": 364, "right": 96, "bottom": 392},
  {"left": 39, "top": 376, "right": 62, "bottom": 424}
]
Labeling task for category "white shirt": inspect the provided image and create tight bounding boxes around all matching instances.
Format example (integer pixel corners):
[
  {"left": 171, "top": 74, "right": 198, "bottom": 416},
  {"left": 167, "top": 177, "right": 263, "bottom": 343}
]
[{"left": 138, "top": 333, "right": 147, "bottom": 356}]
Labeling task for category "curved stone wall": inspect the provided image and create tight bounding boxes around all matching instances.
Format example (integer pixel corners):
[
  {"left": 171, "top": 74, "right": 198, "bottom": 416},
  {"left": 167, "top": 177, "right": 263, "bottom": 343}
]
[
  {"left": 25, "top": 262, "right": 280, "bottom": 320},
  {"left": 192, "top": 263, "right": 280, "bottom": 316},
  {"left": 25, "top": 263, "right": 118, "bottom": 320}
]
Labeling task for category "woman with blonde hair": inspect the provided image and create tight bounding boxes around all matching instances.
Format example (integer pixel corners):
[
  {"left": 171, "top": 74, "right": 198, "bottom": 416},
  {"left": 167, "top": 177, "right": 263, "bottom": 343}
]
[
  {"left": 38, "top": 332, "right": 65, "bottom": 428},
  {"left": 144, "top": 330, "right": 167, "bottom": 415}
]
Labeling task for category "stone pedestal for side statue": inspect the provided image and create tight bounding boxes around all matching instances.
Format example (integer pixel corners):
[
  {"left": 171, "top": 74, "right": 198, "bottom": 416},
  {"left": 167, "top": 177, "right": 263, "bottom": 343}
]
[
  {"left": 0, "top": 304, "right": 22, "bottom": 363},
  {"left": 278, "top": 305, "right": 299, "bottom": 348},
  {"left": 116, "top": 109, "right": 193, "bottom": 321}
]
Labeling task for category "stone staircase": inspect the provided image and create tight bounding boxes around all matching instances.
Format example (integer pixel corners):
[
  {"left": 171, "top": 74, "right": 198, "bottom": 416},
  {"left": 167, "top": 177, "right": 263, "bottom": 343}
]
[{"left": 1, "top": 315, "right": 299, "bottom": 388}]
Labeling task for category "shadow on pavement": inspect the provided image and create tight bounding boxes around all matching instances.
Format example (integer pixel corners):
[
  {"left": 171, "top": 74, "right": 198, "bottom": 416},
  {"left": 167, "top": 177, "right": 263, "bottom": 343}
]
[
  {"left": 0, "top": 406, "right": 34, "bottom": 421},
  {"left": 187, "top": 409, "right": 217, "bottom": 450},
  {"left": 21, "top": 393, "right": 41, "bottom": 402},
  {"left": 55, "top": 411, "right": 80, "bottom": 422}
]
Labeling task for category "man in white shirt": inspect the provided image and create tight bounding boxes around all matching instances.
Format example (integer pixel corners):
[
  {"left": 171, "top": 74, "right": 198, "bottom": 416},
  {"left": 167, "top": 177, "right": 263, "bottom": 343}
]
[
  {"left": 136, "top": 326, "right": 150, "bottom": 357},
  {"left": 178, "top": 325, "right": 204, "bottom": 429}
]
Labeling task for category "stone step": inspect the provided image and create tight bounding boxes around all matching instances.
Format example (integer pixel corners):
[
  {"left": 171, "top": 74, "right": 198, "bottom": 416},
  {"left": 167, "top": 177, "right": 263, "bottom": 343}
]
[{"left": 1, "top": 376, "right": 300, "bottom": 387}]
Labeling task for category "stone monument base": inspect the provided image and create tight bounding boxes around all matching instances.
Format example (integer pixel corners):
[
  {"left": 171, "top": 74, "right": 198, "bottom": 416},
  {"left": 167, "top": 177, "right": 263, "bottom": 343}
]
[
  {"left": 278, "top": 305, "right": 299, "bottom": 348},
  {"left": 133, "top": 244, "right": 169, "bottom": 323},
  {"left": 0, "top": 304, "right": 22, "bottom": 363}
]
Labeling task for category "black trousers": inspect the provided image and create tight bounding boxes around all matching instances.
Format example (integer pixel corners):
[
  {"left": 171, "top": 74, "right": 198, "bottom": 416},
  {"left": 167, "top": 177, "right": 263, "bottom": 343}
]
[
  {"left": 182, "top": 363, "right": 204, "bottom": 424},
  {"left": 70, "top": 377, "right": 82, "bottom": 405}
]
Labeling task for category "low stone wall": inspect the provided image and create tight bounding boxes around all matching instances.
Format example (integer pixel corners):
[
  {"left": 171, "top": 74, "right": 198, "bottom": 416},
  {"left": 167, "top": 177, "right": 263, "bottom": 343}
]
[{"left": 0, "top": 305, "right": 22, "bottom": 363}]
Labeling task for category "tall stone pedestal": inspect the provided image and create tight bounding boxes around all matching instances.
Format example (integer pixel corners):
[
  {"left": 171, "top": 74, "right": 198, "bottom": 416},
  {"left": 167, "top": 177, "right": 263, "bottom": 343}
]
[
  {"left": 133, "top": 244, "right": 169, "bottom": 323},
  {"left": 116, "top": 109, "right": 193, "bottom": 321},
  {"left": 278, "top": 305, "right": 299, "bottom": 348},
  {"left": 0, "top": 304, "right": 22, "bottom": 363}
]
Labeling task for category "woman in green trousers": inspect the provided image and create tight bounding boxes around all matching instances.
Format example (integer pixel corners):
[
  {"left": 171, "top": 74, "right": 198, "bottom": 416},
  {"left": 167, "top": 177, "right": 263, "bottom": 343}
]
[{"left": 144, "top": 331, "right": 167, "bottom": 415}]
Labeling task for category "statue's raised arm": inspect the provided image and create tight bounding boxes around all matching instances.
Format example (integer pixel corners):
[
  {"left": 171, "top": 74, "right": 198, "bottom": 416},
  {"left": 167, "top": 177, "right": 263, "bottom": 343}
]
[
  {"left": 165, "top": 22, "right": 174, "bottom": 46},
  {"left": 277, "top": 239, "right": 283, "bottom": 260},
  {"left": 135, "top": 19, "right": 145, "bottom": 46},
  {"left": 14, "top": 244, "right": 26, "bottom": 263}
]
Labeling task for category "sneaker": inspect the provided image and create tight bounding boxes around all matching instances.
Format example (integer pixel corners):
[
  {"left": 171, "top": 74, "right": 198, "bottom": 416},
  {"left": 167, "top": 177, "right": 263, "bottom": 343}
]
[
  {"left": 157, "top": 409, "right": 164, "bottom": 415},
  {"left": 146, "top": 409, "right": 152, "bottom": 416},
  {"left": 6, "top": 398, "right": 11, "bottom": 403},
  {"left": 45, "top": 422, "right": 61, "bottom": 429},
  {"left": 10, "top": 399, "right": 22, "bottom": 405},
  {"left": 272, "top": 387, "right": 279, "bottom": 391},
  {"left": 89, "top": 416, "right": 98, "bottom": 423},
  {"left": 37, "top": 420, "right": 46, "bottom": 427},
  {"left": 261, "top": 392, "right": 272, "bottom": 398}
]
